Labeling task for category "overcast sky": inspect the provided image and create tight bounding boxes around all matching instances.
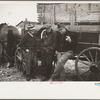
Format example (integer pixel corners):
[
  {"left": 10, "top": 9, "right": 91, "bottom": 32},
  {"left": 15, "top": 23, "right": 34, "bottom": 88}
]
[{"left": 0, "top": 1, "right": 38, "bottom": 26}]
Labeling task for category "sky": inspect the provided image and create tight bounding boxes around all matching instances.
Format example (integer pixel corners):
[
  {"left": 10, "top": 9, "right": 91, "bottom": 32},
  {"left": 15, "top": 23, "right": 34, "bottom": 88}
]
[{"left": 0, "top": 1, "right": 38, "bottom": 26}]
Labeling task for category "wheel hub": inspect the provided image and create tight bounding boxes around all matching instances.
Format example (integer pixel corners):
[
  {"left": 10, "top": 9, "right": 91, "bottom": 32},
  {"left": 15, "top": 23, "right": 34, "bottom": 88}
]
[{"left": 90, "top": 65, "right": 99, "bottom": 73}]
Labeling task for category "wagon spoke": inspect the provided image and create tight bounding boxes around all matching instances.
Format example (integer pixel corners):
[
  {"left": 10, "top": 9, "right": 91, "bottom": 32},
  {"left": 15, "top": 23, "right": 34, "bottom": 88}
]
[
  {"left": 96, "top": 72, "right": 100, "bottom": 81},
  {"left": 92, "top": 73, "right": 95, "bottom": 80},
  {"left": 82, "top": 54, "right": 92, "bottom": 63},
  {"left": 86, "top": 72, "right": 95, "bottom": 81},
  {"left": 16, "top": 55, "right": 19, "bottom": 59},
  {"left": 97, "top": 60, "right": 100, "bottom": 66},
  {"left": 78, "top": 59, "right": 91, "bottom": 66},
  {"left": 88, "top": 51, "right": 94, "bottom": 63},
  {"left": 85, "top": 71, "right": 91, "bottom": 81},
  {"left": 95, "top": 50, "right": 98, "bottom": 63},
  {"left": 17, "top": 52, "right": 19, "bottom": 56},
  {"left": 16, "top": 55, "right": 21, "bottom": 61},
  {"left": 80, "top": 70, "right": 90, "bottom": 76}
]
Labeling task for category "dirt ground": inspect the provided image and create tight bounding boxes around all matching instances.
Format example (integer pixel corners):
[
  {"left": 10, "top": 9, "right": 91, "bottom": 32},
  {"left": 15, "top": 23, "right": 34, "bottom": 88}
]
[{"left": 0, "top": 60, "right": 79, "bottom": 81}]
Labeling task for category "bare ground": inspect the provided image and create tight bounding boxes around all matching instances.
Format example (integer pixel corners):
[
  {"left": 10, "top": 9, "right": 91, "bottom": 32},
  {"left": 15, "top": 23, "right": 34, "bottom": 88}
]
[{"left": 0, "top": 60, "right": 79, "bottom": 81}]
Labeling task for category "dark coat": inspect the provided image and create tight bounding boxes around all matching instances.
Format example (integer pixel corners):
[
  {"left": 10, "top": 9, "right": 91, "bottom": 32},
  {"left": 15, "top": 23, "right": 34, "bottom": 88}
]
[
  {"left": 37, "top": 28, "right": 56, "bottom": 52},
  {"left": 19, "top": 32, "right": 37, "bottom": 52},
  {"left": 56, "top": 30, "right": 78, "bottom": 53},
  {"left": 36, "top": 28, "right": 57, "bottom": 77},
  {"left": 41, "top": 29, "right": 56, "bottom": 51}
]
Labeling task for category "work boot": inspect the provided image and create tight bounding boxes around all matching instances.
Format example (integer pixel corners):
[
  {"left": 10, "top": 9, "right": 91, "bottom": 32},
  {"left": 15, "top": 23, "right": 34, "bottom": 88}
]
[
  {"left": 21, "top": 71, "right": 26, "bottom": 77},
  {"left": 26, "top": 74, "right": 31, "bottom": 81},
  {"left": 8, "top": 62, "right": 14, "bottom": 68},
  {"left": 50, "top": 73, "right": 60, "bottom": 81}
]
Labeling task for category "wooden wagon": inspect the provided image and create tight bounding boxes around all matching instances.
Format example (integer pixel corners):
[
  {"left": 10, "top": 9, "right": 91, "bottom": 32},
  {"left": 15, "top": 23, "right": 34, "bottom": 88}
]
[{"left": 14, "top": 25, "right": 100, "bottom": 81}]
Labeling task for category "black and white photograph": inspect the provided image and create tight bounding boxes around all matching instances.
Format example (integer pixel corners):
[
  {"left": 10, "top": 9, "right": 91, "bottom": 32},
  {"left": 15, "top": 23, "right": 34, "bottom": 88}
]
[{"left": 0, "top": 1, "right": 100, "bottom": 99}]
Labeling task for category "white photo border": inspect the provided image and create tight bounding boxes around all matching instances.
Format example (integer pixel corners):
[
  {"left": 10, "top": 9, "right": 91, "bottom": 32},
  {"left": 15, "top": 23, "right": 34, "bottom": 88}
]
[{"left": 0, "top": 1, "right": 100, "bottom": 99}]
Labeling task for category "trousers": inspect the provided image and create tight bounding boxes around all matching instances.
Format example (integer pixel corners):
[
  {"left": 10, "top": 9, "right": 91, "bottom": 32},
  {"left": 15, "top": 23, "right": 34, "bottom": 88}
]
[
  {"left": 40, "top": 49, "right": 55, "bottom": 78},
  {"left": 22, "top": 50, "right": 38, "bottom": 76},
  {"left": 51, "top": 50, "right": 73, "bottom": 80}
]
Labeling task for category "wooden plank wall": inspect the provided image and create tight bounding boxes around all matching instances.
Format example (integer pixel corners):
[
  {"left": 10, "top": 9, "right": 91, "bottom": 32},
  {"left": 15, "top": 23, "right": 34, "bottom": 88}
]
[
  {"left": 37, "top": 3, "right": 100, "bottom": 52},
  {"left": 37, "top": 3, "right": 100, "bottom": 31}
]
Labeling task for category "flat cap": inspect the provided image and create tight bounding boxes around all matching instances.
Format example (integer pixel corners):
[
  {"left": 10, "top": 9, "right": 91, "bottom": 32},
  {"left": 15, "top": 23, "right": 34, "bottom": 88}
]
[{"left": 57, "top": 23, "right": 65, "bottom": 29}]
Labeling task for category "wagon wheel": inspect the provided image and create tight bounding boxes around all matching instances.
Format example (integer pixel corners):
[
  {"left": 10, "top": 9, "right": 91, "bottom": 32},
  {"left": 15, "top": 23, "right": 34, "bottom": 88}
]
[
  {"left": 0, "top": 43, "right": 3, "bottom": 64},
  {"left": 15, "top": 47, "right": 26, "bottom": 73},
  {"left": 0, "top": 43, "right": 2, "bottom": 55},
  {"left": 0, "top": 43, "right": 3, "bottom": 62},
  {"left": 75, "top": 47, "right": 100, "bottom": 81}
]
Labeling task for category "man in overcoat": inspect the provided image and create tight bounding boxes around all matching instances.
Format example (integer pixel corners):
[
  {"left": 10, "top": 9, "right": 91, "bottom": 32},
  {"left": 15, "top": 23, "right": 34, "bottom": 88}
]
[
  {"left": 19, "top": 24, "right": 38, "bottom": 81},
  {"left": 37, "top": 24, "right": 56, "bottom": 81}
]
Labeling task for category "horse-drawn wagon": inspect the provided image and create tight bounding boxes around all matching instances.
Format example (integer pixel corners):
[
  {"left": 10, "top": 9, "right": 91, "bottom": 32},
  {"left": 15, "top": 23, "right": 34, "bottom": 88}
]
[{"left": 14, "top": 24, "right": 100, "bottom": 81}]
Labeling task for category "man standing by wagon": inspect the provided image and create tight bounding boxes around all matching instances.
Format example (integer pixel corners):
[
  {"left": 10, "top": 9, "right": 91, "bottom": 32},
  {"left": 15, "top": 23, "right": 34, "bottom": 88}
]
[
  {"left": 38, "top": 24, "right": 56, "bottom": 81},
  {"left": 19, "top": 24, "right": 38, "bottom": 81},
  {"left": 50, "top": 23, "right": 77, "bottom": 81}
]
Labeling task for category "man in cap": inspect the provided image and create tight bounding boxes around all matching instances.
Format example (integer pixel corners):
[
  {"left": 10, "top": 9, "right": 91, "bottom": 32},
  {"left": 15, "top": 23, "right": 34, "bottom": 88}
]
[
  {"left": 19, "top": 24, "right": 38, "bottom": 81},
  {"left": 37, "top": 23, "right": 56, "bottom": 81},
  {"left": 50, "top": 23, "right": 77, "bottom": 81}
]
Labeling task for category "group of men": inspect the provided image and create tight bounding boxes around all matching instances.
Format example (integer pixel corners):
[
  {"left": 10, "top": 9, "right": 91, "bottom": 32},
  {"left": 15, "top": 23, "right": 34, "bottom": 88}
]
[
  {"left": 5, "top": 23, "right": 77, "bottom": 81},
  {"left": 18, "top": 23, "right": 77, "bottom": 81}
]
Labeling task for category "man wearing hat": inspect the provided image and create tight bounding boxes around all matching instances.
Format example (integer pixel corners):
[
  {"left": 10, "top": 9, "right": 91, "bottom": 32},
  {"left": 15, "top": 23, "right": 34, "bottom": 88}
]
[
  {"left": 50, "top": 23, "right": 77, "bottom": 81},
  {"left": 19, "top": 24, "right": 38, "bottom": 81},
  {"left": 37, "top": 24, "right": 56, "bottom": 81}
]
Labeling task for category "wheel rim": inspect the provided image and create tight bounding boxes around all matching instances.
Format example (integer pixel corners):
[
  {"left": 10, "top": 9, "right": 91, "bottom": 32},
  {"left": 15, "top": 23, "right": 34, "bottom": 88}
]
[
  {"left": 15, "top": 48, "right": 24, "bottom": 71},
  {"left": 0, "top": 43, "right": 2, "bottom": 54},
  {"left": 75, "top": 47, "right": 100, "bottom": 81}
]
